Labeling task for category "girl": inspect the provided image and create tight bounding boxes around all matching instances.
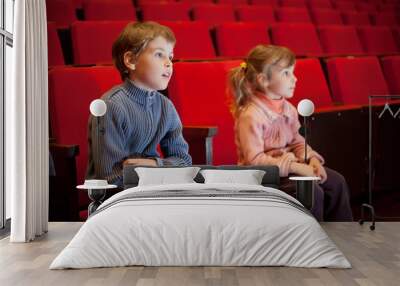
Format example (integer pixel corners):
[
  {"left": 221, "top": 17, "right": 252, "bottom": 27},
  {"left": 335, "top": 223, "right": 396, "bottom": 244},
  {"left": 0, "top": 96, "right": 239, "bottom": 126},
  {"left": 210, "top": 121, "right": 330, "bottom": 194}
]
[
  {"left": 86, "top": 22, "right": 192, "bottom": 187},
  {"left": 229, "top": 45, "right": 352, "bottom": 221}
]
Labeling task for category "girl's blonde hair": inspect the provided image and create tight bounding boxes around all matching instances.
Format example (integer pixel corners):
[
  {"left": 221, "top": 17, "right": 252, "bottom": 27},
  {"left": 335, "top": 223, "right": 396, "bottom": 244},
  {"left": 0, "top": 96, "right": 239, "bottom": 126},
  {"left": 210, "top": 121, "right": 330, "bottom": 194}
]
[
  {"left": 228, "top": 45, "right": 295, "bottom": 117},
  {"left": 112, "top": 21, "right": 176, "bottom": 81}
]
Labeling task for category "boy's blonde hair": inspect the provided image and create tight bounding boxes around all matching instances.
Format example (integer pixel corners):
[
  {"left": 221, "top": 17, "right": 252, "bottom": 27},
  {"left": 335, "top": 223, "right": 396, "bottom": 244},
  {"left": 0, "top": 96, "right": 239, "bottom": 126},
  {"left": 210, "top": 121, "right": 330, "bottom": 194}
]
[
  {"left": 112, "top": 21, "right": 176, "bottom": 81},
  {"left": 228, "top": 45, "right": 295, "bottom": 117}
]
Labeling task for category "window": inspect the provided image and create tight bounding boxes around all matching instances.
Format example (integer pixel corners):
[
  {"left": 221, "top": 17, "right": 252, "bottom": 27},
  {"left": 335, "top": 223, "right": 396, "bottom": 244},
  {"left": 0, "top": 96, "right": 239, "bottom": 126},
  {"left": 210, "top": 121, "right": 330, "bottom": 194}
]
[{"left": 1, "top": 0, "right": 14, "bottom": 230}]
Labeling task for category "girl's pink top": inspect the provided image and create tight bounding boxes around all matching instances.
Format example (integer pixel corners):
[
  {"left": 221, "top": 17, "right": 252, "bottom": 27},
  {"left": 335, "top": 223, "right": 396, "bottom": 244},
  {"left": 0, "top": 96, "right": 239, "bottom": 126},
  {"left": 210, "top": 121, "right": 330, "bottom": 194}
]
[{"left": 235, "top": 94, "right": 324, "bottom": 177}]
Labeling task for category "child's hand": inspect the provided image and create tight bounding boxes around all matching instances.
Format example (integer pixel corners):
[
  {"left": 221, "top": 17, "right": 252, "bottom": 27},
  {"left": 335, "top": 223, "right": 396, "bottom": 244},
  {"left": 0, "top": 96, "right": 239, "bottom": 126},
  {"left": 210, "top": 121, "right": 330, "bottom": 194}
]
[
  {"left": 290, "top": 162, "right": 315, "bottom": 177},
  {"left": 123, "top": 158, "right": 157, "bottom": 166},
  {"left": 309, "top": 158, "right": 327, "bottom": 183}
]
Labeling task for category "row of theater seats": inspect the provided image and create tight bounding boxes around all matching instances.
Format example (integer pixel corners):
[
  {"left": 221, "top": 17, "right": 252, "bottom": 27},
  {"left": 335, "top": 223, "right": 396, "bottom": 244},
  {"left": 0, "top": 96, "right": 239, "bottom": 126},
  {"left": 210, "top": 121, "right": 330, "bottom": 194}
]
[
  {"left": 49, "top": 55, "right": 400, "bottom": 220},
  {"left": 47, "top": 20, "right": 400, "bottom": 66},
  {"left": 47, "top": 0, "right": 400, "bottom": 28}
]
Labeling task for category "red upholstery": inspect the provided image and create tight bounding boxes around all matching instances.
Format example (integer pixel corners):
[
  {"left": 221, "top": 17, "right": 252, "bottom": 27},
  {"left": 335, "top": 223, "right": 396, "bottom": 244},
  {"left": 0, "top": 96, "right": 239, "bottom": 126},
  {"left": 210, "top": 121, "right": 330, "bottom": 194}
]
[
  {"left": 180, "top": 0, "right": 214, "bottom": 3},
  {"left": 280, "top": 0, "right": 306, "bottom": 8},
  {"left": 370, "top": 12, "right": 399, "bottom": 26},
  {"left": 290, "top": 58, "right": 333, "bottom": 108},
  {"left": 216, "top": 22, "right": 270, "bottom": 57},
  {"left": 357, "top": 26, "right": 399, "bottom": 55},
  {"left": 216, "top": 0, "right": 248, "bottom": 4},
  {"left": 356, "top": 2, "right": 378, "bottom": 13},
  {"left": 160, "top": 21, "right": 216, "bottom": 59},
  {"left": 137, "top": 0, "right": 176, "bottom": 5},
  {"left": 393, "top": 27, "right": 400, "bottom": 50},
  {"left": 236, "top": 5, "right": 276, "bottom": 25},
  {"left": 141, "top": 3, "right": 191, "bottom": 21},
  {"left": 83, "top": 0, "right": 137, "bottom": 21},
  {"left": 71, "top": 21, "right": 130, "bottom": 65},
  {"left": 168, "top": 60, "right": 241, "bottom": 165},
  {"left": 381, "top": 56, "right": 400, "bottom": 94},
  {"left": 318, "top": 25, "right": 364, "bottom": 56},
  {"left": 326, "top": 56, "right": 389, "bottom": 105},
  {"left": 270, "top": 23, "right": 323, "bottom": 56},
  {"left": 46, "top": 0, "right": 77, "bottom": 29},
  {"left": 47, "top": 22, "right": 65, "bottom": 66},
  {"left": 275, "top": 7, "right": 312, "bottom": 23},
  {"left": 308, "top": 0, "right": 333, "bottom": 9},
  {"left": 49, "top": 66, "right": 122, "bottom": 213},
  {"left": 250, "top": 0, "right": 279, "bottom": 6},
  {"left": 192, "top": 4, "right": 236, "bottom": 26},
  {"left": 310, "top": 9, "right": 343, "bottom": 25},
  {"left": 334, "top": 1, "right": 356, "bottom": 10},
  {"left": 341, "top": 11, "right": 371, "bottom": 26}
]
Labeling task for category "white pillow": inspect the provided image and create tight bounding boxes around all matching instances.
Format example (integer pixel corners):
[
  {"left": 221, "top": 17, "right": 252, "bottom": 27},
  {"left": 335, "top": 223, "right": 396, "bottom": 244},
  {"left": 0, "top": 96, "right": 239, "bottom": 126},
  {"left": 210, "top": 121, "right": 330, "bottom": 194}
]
[
  {"left": 200, "top": 169, "right": 266, "bottom": 185},
  {"left": 135, "top": 167, "right": 201, "bottom": 186}
]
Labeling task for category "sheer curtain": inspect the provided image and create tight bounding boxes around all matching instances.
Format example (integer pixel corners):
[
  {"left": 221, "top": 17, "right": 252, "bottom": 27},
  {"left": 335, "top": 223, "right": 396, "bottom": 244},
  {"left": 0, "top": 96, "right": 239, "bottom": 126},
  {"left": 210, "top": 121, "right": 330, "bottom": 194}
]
[{"left": 8, "top": 0, "right": 48, "bottom": 242}]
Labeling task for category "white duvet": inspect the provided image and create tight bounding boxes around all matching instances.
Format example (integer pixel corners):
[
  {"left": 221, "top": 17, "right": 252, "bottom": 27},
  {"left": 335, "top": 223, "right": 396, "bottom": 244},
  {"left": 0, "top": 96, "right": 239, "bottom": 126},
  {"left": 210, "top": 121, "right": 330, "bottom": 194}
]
[{"left": 50, "top": 183, "right": 351, "bottom": 269}]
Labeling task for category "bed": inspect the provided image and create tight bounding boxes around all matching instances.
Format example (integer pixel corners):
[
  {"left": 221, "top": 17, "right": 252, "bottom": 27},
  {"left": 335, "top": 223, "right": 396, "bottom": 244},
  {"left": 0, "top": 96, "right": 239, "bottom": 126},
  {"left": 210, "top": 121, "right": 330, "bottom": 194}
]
[{"left": 50, "top": 165, "right": 351, "bottom": 269}]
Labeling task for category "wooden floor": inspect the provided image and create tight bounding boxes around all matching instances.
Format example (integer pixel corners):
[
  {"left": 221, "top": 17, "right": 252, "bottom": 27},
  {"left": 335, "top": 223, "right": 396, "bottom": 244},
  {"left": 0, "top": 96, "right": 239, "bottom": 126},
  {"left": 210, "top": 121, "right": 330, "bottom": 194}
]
[{"left": 0, "top": 222, "right": 399, "bottom": 286}]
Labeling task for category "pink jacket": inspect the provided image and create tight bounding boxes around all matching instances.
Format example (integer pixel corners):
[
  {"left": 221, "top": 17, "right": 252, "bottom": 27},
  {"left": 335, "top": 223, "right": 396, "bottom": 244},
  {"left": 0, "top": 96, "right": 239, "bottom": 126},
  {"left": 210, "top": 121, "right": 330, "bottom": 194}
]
[{"left": 235, "top": 96, "right": 324, "bottom": 177}]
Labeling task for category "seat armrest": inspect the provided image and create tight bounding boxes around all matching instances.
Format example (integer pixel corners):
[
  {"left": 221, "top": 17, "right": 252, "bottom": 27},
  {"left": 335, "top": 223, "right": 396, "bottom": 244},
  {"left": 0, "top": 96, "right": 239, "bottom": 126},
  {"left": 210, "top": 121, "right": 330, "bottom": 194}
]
[{"left": 183, "top": 126, "right": 218, "bottom": 165}]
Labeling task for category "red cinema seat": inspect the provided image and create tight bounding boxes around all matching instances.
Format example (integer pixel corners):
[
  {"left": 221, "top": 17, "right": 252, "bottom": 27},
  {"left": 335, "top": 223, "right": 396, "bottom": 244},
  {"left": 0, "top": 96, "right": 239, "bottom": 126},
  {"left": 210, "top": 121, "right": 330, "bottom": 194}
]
[
  {"left": 326, "top": 56, "right": 389, "bottom": 105},
  {"left": 357, "top": 26, "right": 399, "bottom": 55},
  {"left": 47, "top": 22, "right": 65, "bottom": 66},
  {"left": 180, "top": 0, "right": 214, "bottom": 3},
  {"left": 49, "top": 66, "right": 122, "bottom": 218},
  {"left": 381, "top": 56, "right": 400, "bottom": 94},
  {"left": 356, "top": 2, "right": 378, "bottom": 13},
  {"left": 318, "top": 25, "right": 364, "bottom": 56},
  {"left": 160, "top": 21, "right": 216, "bottom": 59},
  {"left": 71, "top": 21, "right": 130, "bottom": 65},
  {"left": 250, "top": 0, "right": 279, "bottom": 6},
  {"left": 275, "top": 7, "right": 312, "bottom": 23},
  {"left": 308, "top": 0, "right": 333, "bottom": 9},
  {"left": 216, "top": 22, "right": 270, "bottom": 57},
  {"left": 236, "top": 5, "right": 276, "bottom": 25},
  {"left": 216, "top": 0, "right": 248, "bottom": 4},
  {"left": 371, "top": 12, "right": 399, "bottom": 26},
  {"left": 46, "top": 0, "right": 78, "bottom": 29},
  {"left": 341, "top": 11, "right": 371, "bottom": 26},
  {"left": 270, "top": 23, "right": 323, "bottom": 56},
  {"left": 393, "top": 27, "right": 400, "bottom": 50},
  {"left": 280, "top": 0, "right": 306, "bottom": 8},
  {"left": 83, "top": 0, "right": 137, "bottom": 21},
  {"left": 290, "top": 58, "right": 333, "bottom": 108},
  {"left": 141, "top": 3, "right": 191, "bottom": 22},
  {"left": 310, "top": 9, "right": 343, "bottom": 25},
  {"left": 168, "top": 60, "right": 241, "bottom": 165},
  {"left": 334, "top": 1, "right": 356, "bottom": 11},
  {"left": 192, "top": 4, "right": 236, "bottom": 26}
]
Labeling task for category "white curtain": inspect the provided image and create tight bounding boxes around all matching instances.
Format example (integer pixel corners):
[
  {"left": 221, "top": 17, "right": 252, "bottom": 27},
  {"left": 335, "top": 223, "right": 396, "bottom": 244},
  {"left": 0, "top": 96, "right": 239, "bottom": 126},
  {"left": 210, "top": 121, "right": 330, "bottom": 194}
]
[{"left": 8, "top": 0, "right": 49, "bottom": 242}]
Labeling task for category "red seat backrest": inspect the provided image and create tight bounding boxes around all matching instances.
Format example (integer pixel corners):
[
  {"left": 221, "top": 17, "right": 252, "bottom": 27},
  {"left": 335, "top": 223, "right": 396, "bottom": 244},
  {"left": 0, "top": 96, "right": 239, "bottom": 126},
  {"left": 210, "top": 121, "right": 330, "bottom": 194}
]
[
  {"left": 334, "top": 1, "right": 356, "bottom": 10},
  {"left": 381, "top": 56, "right": 400, "bottom": 95},
  {"left": 370, "top": 12, "right": 399, "bottom": 26},
  {"left": 46, "top": 0, "right": 77, "bottom": 29},
  {"left": 49, "top": 66, "right": 122, "bottom": 185},
  {"left": 308, "top": 0, "right": 333, "bottom": 9},
  {"left": 168, "top": 60, "right": 241, "bottom": 165},
  {"left": 357, "top": 26, "right": 399, "bottom": 55},
  {"left": 310, "top": 8, "right": 343, "bottom": 25},
  {"left": 160, "top": 21, "right": 216, "bottom": 59},
  {"left": 271, "top": 23, "right": 323, "bottom": 56},
  {"left": 235, "top": 5, "right": 276, "bottom": 25},
  {"left": 290, "top": 58, "right": 333, "bottom": 108},
  {"left": 250, "top": 0, "right": 279, "bottom": 6},
  {"left": 216, "top": 22, "right": 270, "bottom": 57},
  {"left": 318, "top": 25, "right": 364, "bottom": 56},
  {"left": 326, "top": 56, "right": 389, "bottom": 105},
  {"left": 141, "top": 3, "right": 191, "bottom": 21},
  {"left": 83, "top": 0, "right": 137, "bottom": 21},
  {"left": 47, "top": 22, "right": 65, "bottom": 66},
  {"left": 280, "top": 0, "right": 307, "bottom": 8},
  {"left": 71, "top": 21, "right": 130, "bottom": 65},
  {"left": 275, "top": 7, "right": 312, "bottom": 23},
  {"left": 192, "top": 4, "right": 236, "bottom": 26},
  {"left": 341, "top": 11, "right": 371, "bottom": 26}
]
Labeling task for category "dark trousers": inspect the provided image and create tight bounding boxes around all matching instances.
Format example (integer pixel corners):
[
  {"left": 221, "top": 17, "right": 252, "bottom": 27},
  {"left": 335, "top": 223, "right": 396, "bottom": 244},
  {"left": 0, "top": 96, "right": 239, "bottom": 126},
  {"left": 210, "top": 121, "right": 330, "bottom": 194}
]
[{"left": 280, "top": 167, "right": 353, "bottom": 222}]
